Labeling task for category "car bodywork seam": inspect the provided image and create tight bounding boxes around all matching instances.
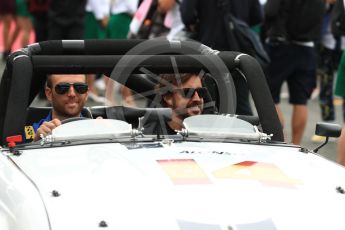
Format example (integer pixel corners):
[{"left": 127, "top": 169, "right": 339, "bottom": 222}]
[{"left": 6, "top": 155, "right": 52, "bottom": 230}]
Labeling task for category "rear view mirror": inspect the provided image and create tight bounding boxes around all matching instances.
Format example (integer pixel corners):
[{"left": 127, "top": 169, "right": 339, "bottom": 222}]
[
  {"left": 315, "top": 122, "right": 342, "bottom": 138},
  {"left": 313, "top": 122, "right": 342, "bottom": 153}
]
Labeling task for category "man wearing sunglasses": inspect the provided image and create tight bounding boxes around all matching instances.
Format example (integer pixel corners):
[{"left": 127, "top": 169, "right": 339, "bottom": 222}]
[
  {"left": 30, "top": 74, "right": 89, "bottom": 141},
  {"left": 145, "top": 73, "right": 207, "bottom": 135}
]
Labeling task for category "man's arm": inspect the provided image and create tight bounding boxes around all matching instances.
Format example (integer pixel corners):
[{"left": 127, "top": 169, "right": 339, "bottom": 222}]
[
  {"left": 34, "top": 119, "right": 61, "bottom": 141},
  {"left": 158, "top": 0, "right": 176, "bottom": 13}
]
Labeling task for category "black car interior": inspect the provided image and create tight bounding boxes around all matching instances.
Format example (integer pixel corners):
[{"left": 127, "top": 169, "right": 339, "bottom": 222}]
[{"left": 0, "top": 39, "right": 284, "bottom": 146}]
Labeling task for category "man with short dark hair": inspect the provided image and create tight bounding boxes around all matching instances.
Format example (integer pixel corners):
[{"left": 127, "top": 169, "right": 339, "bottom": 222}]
[
  {"left": 31, "top": 74, "right": 89, "bottom": 141},
  {"left": 145, "top": 73, "right": 207, "bottom": 135}
]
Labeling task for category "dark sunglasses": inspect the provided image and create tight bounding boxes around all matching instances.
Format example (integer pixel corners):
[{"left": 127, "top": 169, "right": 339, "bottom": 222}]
[
  {"left": 172, "top": 87, "right": 208, "bottom": 99},
  {"left": 54, "top": 82, "right": 89, "bottom": 95}
]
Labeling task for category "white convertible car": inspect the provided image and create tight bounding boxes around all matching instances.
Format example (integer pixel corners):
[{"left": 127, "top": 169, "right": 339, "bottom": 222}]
[{"left": 0, "top": 39, "right": 344, "bottom": 230}]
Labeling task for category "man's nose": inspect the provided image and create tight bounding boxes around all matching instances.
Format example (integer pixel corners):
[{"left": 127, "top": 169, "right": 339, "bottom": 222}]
[
  {"left": 191, "top": 91, "right": 201, "bottom": 101},
  {"left": 67, "top": 86, "right": 76, "bottom": 96}
]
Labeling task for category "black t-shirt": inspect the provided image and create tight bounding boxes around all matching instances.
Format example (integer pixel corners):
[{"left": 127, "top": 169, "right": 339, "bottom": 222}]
[
  {"left": 265, "top": 0, "right": 325, "bottom": 42},
  {"left": 143, "top": 121, "right": 177, "bottom": 136}
]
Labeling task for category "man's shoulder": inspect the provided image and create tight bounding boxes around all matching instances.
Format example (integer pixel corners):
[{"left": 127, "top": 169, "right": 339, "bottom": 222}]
[{"left": 32, "top": 112, "right": 53, "bottom": 131}]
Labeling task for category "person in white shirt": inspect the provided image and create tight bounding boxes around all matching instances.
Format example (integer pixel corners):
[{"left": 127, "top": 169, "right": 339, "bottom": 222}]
[
  {"left": 158, "top": 0, "right": 185, "bottom": 40},
  {"left": 84, "top": 0, "right": 111, "bottom": 104},
  {"left": 106, "top": 0, "right": 139, "bottom": 107},
  {"left": 85, "top": 0, "right": 110, "bottom": 39},
  {"left": 108, "top": 0, "right": 138, "bottom": 38}
]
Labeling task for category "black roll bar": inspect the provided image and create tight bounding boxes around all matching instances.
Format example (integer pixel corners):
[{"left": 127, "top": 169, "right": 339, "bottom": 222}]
[{"left": 0, "top": 40, "right": 283, "bottom": 145}]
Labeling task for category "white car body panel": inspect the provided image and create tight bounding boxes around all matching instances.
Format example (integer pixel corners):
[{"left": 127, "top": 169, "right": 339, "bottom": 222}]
[
  {"left": 0, "top": 153, "right": 50, "bottom": 230},
  {"left": 2, "top": 140, "right": 345, "bottom": 230}
]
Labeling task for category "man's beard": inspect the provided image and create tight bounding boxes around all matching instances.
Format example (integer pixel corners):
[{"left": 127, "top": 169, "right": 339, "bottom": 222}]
[
  {"left": 53, "top": 99, "right": 83, "bottom": 119},
  {"left": 174, "top": 101, "right": 203, "bottom": 120}
]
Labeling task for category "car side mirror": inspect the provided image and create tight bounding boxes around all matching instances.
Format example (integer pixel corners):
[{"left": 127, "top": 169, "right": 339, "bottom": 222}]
[{"left": 313, "top": 122, "right": 342, "bottom": 153}]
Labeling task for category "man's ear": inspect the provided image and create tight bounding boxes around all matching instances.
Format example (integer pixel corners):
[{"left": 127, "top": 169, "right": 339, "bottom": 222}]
[
  {"left": 45, "top": 87, "right": 53, "bottom": 103},
  {"left": 163, "top": 94, "right": 173, "bottom": 107}
]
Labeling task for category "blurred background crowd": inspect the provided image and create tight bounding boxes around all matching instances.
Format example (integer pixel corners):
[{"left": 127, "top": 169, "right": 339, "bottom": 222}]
[{"left": 1, "top": 0, "right": 345, "bottom": 153}]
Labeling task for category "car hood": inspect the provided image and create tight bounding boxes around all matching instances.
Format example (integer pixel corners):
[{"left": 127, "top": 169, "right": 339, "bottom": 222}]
[{"left": 9, "top": 141, "right": 345, "bottom": 230}]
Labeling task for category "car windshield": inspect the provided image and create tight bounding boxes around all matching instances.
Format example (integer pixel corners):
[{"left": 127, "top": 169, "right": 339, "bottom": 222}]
[
  {"left": 51, "top": 119, "right": 132, "bottom": 142},
  {"left": 184, "top": 115, "right": 256, "bottom": 134},
  {"left": 182, "top": 115, "right": 271, "bottom": 142},
  {"left": 34, "top": 115, "right": 270, "bottom": 147}
]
